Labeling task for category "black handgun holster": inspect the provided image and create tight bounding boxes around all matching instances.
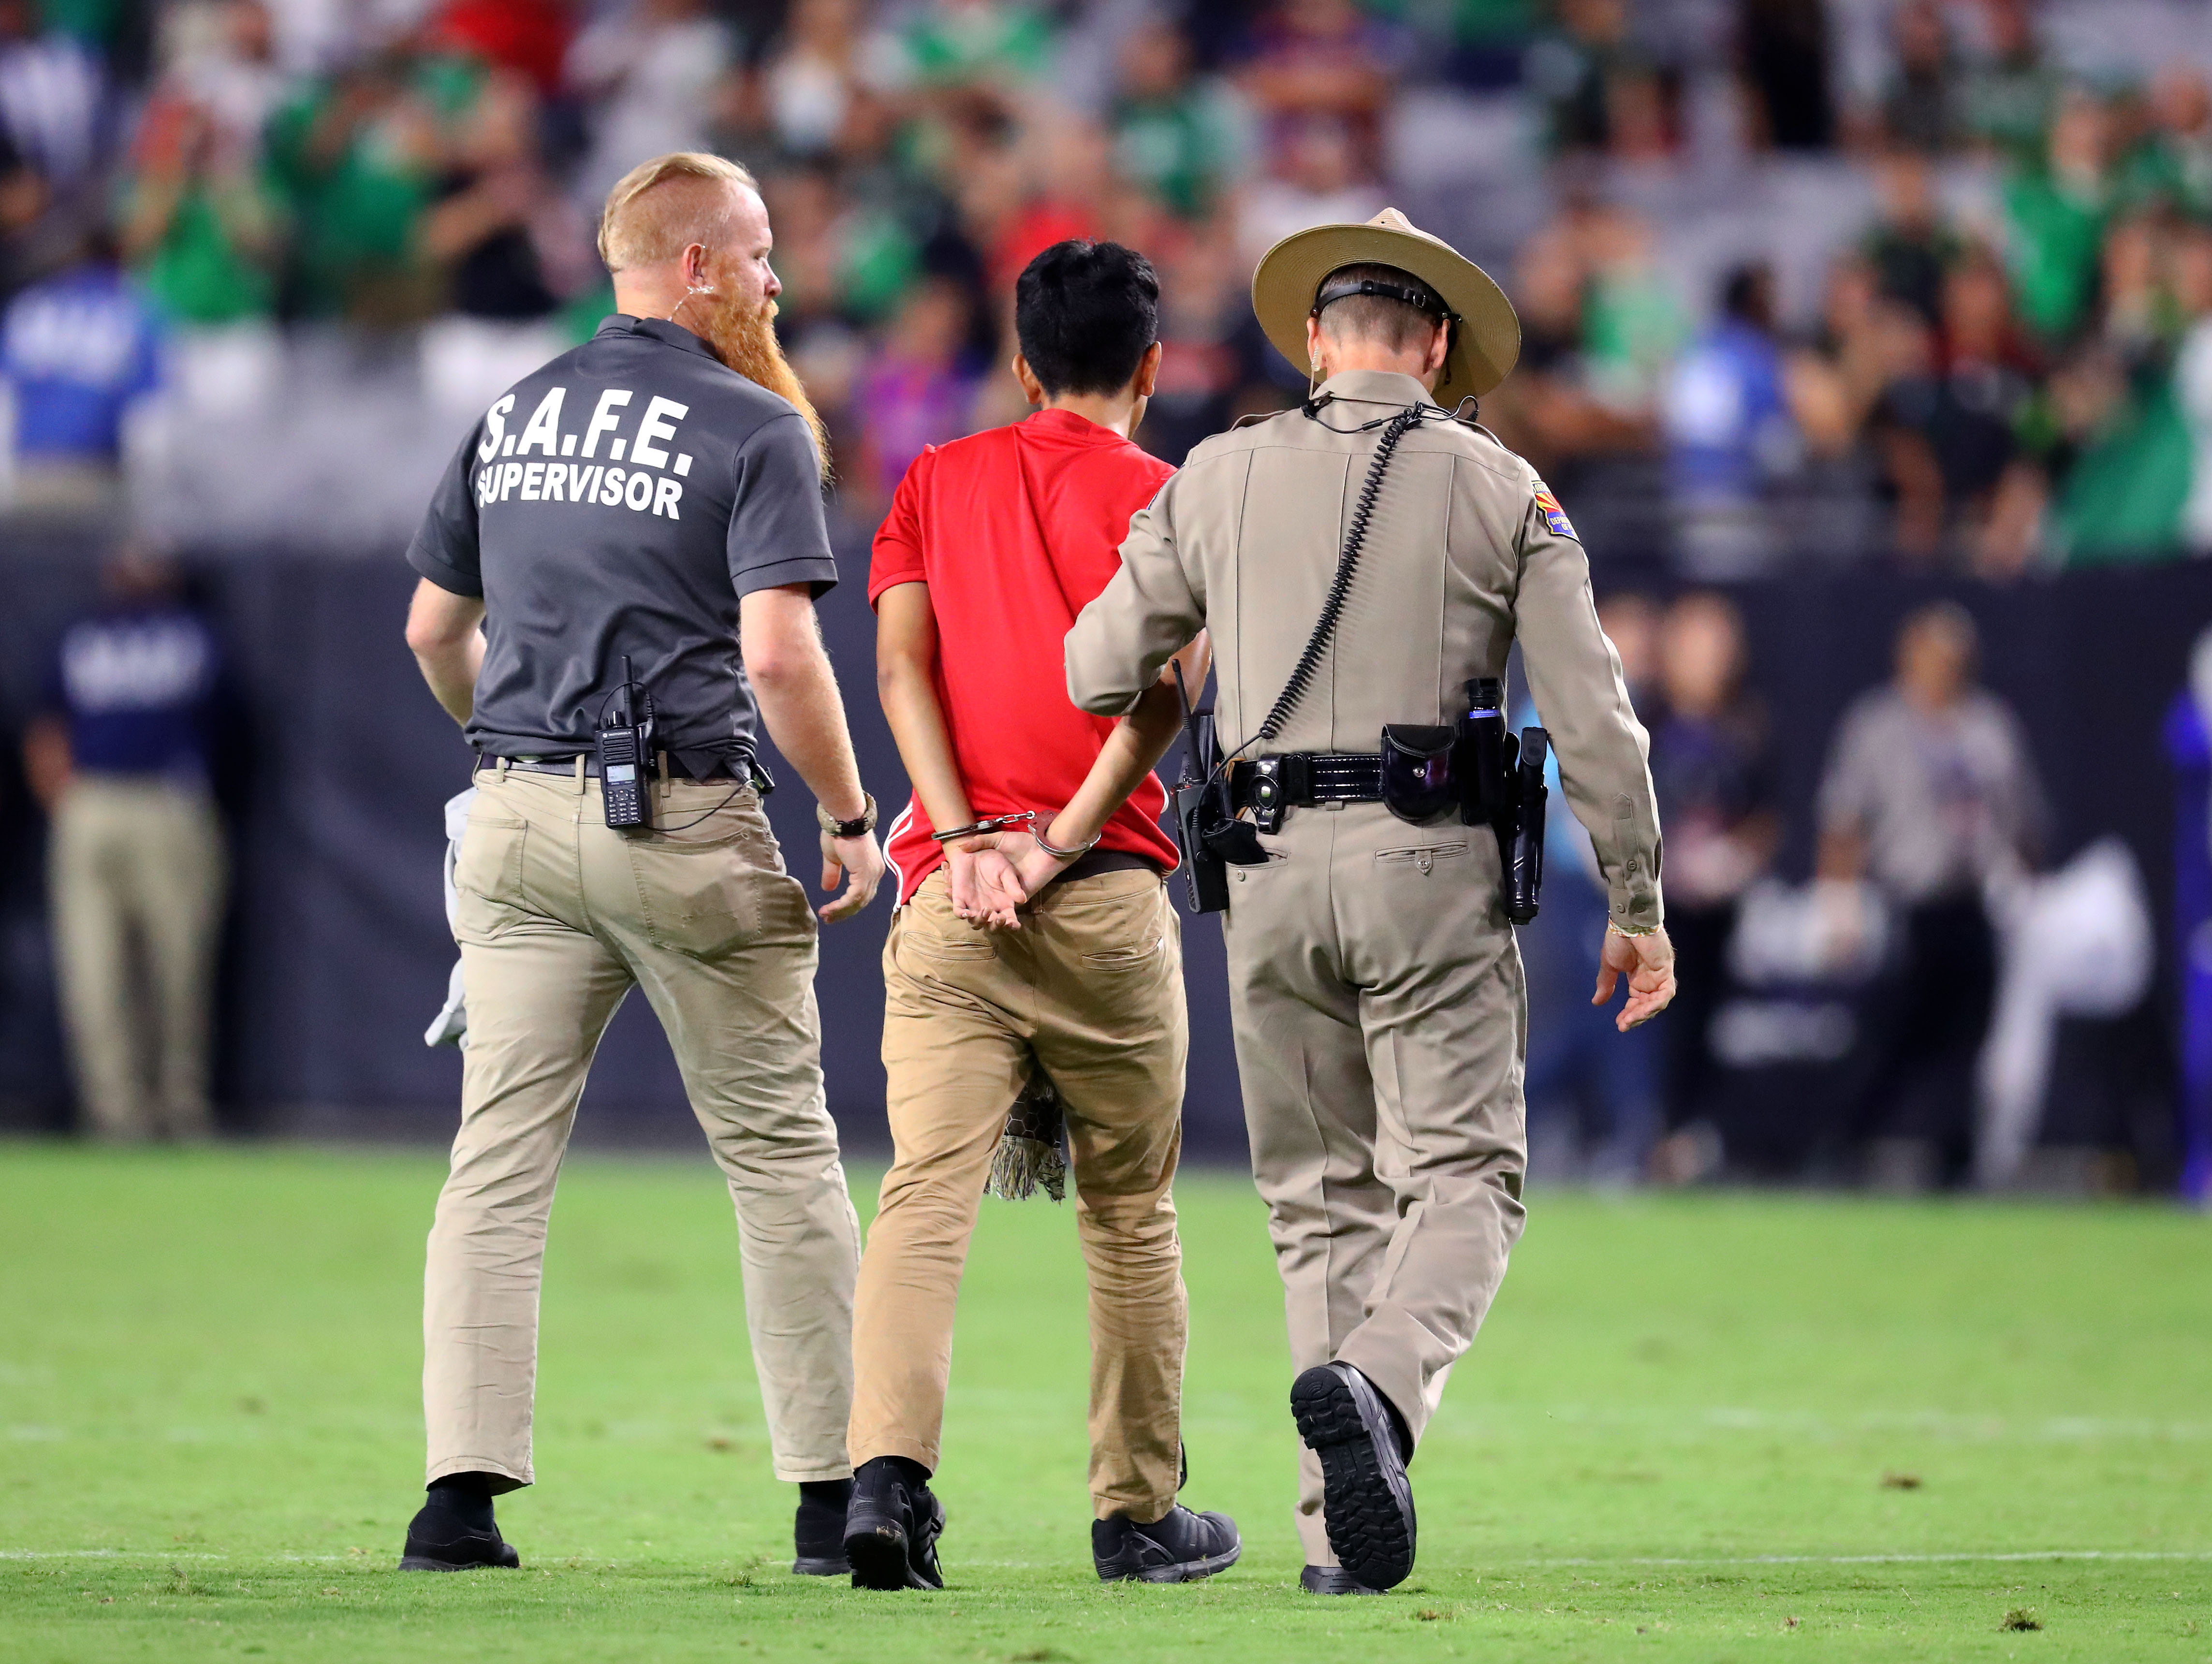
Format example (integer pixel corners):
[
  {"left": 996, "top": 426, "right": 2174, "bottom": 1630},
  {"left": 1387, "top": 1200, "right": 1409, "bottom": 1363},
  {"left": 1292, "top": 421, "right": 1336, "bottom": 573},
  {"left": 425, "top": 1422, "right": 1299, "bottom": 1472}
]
[{"left": 1452, "top": 679, "right": 1550, "bottom": 925}]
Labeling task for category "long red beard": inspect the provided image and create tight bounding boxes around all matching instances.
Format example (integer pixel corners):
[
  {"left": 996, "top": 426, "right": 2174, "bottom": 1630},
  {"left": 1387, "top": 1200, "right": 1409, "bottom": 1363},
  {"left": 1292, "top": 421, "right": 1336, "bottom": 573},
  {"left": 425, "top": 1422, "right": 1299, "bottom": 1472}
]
[{"left": 686, "top": 289, "right": 831, "bottom": 481}]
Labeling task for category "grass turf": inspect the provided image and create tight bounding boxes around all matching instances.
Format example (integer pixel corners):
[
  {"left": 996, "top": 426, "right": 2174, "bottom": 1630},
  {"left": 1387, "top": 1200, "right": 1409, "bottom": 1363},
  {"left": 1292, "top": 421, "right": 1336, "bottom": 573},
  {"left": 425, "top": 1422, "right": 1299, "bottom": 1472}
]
[{"left": 2, "top": 1146, "right": 2211, "bottom": 1661}]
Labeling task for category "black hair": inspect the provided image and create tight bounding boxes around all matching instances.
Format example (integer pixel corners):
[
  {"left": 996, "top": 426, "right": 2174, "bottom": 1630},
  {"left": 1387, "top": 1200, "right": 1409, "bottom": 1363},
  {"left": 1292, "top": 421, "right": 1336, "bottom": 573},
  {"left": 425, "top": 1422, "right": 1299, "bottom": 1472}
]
[
  {"left": 1313, "top": 263, "right": 1448, "bottom": 354},
  {"left": 1722, "top": 262, "right": 1775, "bottom": 329},
  {"left": 1014, "top": 240, "right": 1160, "bottom": 397}
]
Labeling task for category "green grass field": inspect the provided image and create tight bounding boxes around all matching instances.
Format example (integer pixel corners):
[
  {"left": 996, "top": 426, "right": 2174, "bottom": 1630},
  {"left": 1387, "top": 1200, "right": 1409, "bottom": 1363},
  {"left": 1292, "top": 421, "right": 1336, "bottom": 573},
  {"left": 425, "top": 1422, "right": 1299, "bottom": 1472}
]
[{"left": 3, "top": 1145, "right": 2211, "bottom": 1662}]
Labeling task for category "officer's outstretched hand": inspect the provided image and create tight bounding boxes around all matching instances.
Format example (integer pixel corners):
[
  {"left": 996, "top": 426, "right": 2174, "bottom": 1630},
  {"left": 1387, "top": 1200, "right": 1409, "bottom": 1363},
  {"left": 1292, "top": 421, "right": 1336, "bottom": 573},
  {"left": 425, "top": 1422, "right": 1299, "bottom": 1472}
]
[
  {"left": 819, "top": 830, "right": 886, "bottom": 923},
  {"left": 1593, "top": 924, "right": 1677, "bottom": 1032}
]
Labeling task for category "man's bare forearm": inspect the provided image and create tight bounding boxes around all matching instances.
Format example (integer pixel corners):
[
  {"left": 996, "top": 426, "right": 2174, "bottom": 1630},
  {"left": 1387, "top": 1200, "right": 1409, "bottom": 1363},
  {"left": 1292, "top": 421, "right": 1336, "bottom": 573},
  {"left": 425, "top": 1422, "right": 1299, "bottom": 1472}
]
[
  {"left": 404, "top": 579, "right": 486, "bottom": 725},
  {"left": 752, "top": 649, "right": 868, "bottom": 819},
  {"left": 874, "top": 581, "right": 980, "bottom": 839},
  {"left": 878, "top": 655, "right": 974, "bottom": 837},
  {"left": 1044, "top": 634, "right": 1208, "bottom": 850},
  {"left": 742, "top": 585, "right": 868, "bottom": 818},
  {"left": 413, "top": 637, "right": 483, "bottom": 724}
]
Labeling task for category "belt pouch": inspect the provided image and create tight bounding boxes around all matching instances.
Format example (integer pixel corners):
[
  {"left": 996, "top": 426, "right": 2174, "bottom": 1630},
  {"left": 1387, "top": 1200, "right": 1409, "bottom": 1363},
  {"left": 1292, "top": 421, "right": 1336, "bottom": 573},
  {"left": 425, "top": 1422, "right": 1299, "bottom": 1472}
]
[{"left": 1379, "top": 725, "right": 1459, "bottom": 825}]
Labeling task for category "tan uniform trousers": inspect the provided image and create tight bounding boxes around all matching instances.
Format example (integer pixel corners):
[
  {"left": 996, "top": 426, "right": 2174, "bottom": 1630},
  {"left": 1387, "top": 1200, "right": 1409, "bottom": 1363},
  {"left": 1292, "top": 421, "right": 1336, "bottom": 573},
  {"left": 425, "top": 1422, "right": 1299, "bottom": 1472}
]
[
  {"left": 49, "top": 775, "right": 227, "bottom": 1140},
  {"left": 850, "top": 866, "right": 1188, "bottom": 1522},
  {"left": 1221, "top": 803, "right": 1529, "bottom": 1567},
  {"left": 426, "top": 763, "right": 861, "bottom": 1488}
]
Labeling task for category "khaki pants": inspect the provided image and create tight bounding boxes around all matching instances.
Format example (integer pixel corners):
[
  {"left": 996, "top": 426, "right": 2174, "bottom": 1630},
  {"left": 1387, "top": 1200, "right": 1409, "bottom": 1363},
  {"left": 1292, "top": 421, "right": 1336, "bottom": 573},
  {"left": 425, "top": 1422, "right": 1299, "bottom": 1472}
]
[
  {"left": 851, "top": 867, "right": 1188, "bottom": 1521},
  {"left": 49, "top": 776, "right": 227, "bottom": 1140},
  {"left": 426, "top": 763, "right": 861, "bottom": 1488},
  {"left": 1221, "top": 804, "right": 1529, "bottom": 1566}
]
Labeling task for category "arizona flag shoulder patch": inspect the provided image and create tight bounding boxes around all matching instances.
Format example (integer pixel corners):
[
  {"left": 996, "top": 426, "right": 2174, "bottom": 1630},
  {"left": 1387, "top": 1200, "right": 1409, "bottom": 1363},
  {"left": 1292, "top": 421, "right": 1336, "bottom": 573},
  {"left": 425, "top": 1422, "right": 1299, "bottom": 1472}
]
[{"left": 1533, "top": 483, "right": 1579, "bottom": 542}]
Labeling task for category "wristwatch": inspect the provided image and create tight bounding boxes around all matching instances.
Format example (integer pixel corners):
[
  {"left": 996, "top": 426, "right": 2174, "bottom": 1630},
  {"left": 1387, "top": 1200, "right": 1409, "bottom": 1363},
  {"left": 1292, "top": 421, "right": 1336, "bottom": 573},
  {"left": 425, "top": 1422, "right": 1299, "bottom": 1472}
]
[{"left": 817, "top": 792, "right": 878, "bottom": 839}]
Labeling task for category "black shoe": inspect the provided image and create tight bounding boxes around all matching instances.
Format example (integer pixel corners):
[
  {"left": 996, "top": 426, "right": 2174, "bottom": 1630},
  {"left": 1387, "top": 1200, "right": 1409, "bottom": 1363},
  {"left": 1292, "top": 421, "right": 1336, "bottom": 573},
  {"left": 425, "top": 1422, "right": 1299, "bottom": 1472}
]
[
  {"left": 398, "top": 1502, "right": 521, "bottom": 1572},
  {"left": 1092, "top": 1505, "right": 1242, "bottom": 1583},
  {"left": 843, "top": 1457, "right": 945, "bottom": 1591},
  {"left": 1290, "top": 1362, "right": 1416, "bottom": 1591},
  {"left": 793, "top": 1478, "right": 853, "bottom": 1576},
  {"left": 1301, "top": 1563, "right": 1383, "bottom": 1595}
]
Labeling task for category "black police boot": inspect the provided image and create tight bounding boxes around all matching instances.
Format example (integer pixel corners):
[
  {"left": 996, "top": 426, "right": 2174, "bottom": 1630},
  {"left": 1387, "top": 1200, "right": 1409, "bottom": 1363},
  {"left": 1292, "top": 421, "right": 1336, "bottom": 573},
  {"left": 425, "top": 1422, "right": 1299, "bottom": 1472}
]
[
  {"left": 1092, "top": 1504, "right": 1242, "bottom": 1583},
  {"left": 793, "top": 1478, "right": 853, "bottom": 1576},
  {"left": 1290, "top": 1361, "right": 1416, "bottom": 1591},
  {"left": 399, "top": 1474, "right": 521, "bottom": 1572},
  {"left": 843, "top": 1457, "right": 945, "bottom": 1591},
  {"left": 1301, "top": 1564, "right": 1384, "bottom": 1595}
]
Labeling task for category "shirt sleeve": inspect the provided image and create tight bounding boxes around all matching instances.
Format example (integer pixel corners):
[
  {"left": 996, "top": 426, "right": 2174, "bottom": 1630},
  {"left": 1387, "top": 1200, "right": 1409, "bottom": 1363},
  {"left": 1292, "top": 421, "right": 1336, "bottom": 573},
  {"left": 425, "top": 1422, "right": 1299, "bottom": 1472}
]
[
  {"left": 1511, "top": 474, "right": 1666, "bottom": 931},
  {"left": 406, "top": 426, "right": 485, "bottom": 598},
  {"left": 1816, "top": 699, "right": 1882, "bottom": 835},
  {"left": 1065, "top": 469, "right": 1206, "bottom": 716},
  {"left": 867, "top": 450, "right": 929, "bottom": 607},
  {"left": 728, "top": 411, "right": 838, "bottom": 599}
]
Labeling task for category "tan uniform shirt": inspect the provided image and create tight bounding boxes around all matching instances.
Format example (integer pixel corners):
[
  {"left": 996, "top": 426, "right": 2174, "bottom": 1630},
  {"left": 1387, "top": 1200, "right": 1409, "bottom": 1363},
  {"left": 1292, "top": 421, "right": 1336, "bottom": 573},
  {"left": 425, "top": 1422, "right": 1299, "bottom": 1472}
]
[{"left": 1066, "top": 367, "right": 1665, "bottom": 932}]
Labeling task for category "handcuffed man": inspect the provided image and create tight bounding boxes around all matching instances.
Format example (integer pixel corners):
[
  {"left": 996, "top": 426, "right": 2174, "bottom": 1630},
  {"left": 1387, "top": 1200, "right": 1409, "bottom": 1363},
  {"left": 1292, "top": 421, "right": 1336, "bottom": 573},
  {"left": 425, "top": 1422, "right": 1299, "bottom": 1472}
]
[{"left": 845, "top": 240, "right": 1236, "bottom": 1591}]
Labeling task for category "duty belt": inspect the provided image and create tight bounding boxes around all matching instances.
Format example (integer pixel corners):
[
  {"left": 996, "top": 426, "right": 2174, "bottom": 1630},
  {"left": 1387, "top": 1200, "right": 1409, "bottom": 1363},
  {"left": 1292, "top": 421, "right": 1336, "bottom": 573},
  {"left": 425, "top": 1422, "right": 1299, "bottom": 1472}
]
[
  {"left": 484, "top": 751, "right": 757, "bottom": 785},
  {"left": 1228, "top": 752, "right": 1383, "bottom": 832}
]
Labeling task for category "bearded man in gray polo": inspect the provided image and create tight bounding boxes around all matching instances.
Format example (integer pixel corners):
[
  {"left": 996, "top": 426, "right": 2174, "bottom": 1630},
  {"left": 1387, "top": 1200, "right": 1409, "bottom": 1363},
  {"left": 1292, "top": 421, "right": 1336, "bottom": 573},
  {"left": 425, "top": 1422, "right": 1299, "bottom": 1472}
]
[{"left": 396, "top": 152, "right": 884, "bottom": 1575}]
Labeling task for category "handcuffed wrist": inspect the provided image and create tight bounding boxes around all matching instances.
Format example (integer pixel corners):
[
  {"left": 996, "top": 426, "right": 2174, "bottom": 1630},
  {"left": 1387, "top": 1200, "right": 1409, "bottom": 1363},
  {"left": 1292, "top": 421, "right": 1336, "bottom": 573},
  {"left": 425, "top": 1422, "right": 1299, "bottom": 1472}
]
[{"left": 1033, "top": 816, "right": 1100, "bottom": 862}]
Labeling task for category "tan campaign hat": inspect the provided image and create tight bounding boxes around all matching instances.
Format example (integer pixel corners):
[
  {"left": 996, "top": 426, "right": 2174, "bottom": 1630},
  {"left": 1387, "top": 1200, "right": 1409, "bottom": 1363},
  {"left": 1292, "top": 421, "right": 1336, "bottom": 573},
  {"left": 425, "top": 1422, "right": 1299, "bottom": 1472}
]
[{"left": 1250, "top": 207, "right": 1521, "bottom": 404}]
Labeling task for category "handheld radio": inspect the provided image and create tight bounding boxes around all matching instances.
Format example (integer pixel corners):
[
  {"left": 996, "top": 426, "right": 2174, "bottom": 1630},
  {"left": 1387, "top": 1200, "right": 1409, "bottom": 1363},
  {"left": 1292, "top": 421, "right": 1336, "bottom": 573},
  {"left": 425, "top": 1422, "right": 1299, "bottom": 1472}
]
[
  {"left": 1170, "top": 660, "right": 1232, "bottom": 914},
  {"left": 596, "top": 655, "right": 657, "bottom": 830}
]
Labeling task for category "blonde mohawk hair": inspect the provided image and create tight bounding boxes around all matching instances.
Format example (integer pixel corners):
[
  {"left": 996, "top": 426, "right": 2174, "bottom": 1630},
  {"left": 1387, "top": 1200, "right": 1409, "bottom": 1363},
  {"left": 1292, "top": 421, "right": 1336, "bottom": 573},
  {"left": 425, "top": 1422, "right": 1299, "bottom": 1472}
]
[{"left": 597, "top": 152, "right": 758, "bottom": 273}]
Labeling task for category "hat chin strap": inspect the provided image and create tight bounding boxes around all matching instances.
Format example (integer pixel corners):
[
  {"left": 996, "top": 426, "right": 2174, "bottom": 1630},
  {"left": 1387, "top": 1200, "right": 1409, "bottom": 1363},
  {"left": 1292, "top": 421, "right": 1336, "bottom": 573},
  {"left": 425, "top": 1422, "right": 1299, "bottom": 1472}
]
[
  {"left": 1310, "top": 281, "right": 1461, "bottom": 383},
  {"left": 1312, "top": 274, "right": 1456, "bottom": 323}
]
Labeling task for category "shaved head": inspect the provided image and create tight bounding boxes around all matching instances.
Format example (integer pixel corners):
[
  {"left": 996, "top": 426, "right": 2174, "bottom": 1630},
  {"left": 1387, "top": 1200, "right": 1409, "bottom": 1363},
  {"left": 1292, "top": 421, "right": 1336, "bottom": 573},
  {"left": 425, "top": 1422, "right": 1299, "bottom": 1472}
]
[{"left": 598, "top": 152, "right": 758, "bottom": 274}]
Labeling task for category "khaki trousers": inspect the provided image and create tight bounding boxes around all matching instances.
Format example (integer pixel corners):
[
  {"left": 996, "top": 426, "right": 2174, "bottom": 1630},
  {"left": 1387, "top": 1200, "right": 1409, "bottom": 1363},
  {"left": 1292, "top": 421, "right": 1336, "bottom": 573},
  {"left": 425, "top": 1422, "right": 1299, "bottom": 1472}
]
[
  {"left": 49, "top": 776, "right": 227, "bottom": 1140},
  {"left": 851, "top": 867, "right": 1188, "bottom": 1521},
  {"left": 1221, "top": 804, "right": 1529, "bottom": 1567},
  {"left": 426, "top": 764, "right": 861, "bottom": 1488}
]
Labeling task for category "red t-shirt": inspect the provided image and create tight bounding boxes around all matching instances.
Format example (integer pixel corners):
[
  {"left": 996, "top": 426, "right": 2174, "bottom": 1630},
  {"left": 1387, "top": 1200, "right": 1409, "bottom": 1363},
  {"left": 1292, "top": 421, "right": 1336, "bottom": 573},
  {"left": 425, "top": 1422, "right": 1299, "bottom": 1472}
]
[{"left": 868, "top": 408, "right": 1179, "bottom": 906}]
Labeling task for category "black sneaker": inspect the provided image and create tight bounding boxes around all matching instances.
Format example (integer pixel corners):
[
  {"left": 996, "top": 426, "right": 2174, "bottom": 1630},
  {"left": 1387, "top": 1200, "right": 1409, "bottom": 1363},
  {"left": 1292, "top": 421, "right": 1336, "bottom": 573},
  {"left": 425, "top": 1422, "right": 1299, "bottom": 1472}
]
[
  {"left": 843, "top": 1457, "right": 945, "bottom": 1591},
  {"left": 1301, "top": 1563, "right": 1383, "bottom": 1595},
  {"left": 1290, "top": 1362, "right": 1416, "bottom": 1591},
  {"left": 793, "top": 1479, "right": 853, "bottom": 1576},
  {"left": 1092, "top": 1505, "right": 1242, "bottom": 1583},
  {"left": 398, "top": 1502, "right": 521, "bottom": 1572}
]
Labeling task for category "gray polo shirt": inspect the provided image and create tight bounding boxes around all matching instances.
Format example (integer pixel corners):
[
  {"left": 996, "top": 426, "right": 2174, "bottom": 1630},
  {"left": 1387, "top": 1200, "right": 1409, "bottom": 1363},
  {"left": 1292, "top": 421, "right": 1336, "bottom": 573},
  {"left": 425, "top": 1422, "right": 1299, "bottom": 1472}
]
[
  {"left": 1816, "top": 685, "right": 2043, "bottom": 903},
  {"left": 407, "top": 314, "right": 837, "bottom": 764}
]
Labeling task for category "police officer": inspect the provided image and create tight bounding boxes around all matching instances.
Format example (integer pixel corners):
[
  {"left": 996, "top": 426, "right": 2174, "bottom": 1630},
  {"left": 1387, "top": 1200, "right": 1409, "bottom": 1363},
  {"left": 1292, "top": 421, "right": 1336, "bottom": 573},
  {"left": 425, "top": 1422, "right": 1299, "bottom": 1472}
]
[
  {"left": 396, "top": 152, "right": 884, "bottom": 1574},
  {"left": 1065, "top": 209, "right": 1677, "bottom": 1593}
]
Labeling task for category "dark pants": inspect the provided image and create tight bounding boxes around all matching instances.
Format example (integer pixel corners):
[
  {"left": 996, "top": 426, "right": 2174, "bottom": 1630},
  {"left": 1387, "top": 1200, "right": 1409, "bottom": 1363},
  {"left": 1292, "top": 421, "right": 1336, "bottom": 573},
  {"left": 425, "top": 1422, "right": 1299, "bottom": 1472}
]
[
  {"left": 1662, "top": 902, "right": 1737, "bottom": 1131},
  {"left": 1860, "top": 894, "right": 1997, "bottom": 1186}
]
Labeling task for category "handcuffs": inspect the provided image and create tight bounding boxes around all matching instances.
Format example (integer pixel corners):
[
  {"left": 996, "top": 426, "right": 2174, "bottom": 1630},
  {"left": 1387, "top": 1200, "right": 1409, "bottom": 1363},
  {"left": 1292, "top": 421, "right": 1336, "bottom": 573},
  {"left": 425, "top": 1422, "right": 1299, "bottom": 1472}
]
[{"left": 931, "top": 809, "right": 1099, "bottom": 862}]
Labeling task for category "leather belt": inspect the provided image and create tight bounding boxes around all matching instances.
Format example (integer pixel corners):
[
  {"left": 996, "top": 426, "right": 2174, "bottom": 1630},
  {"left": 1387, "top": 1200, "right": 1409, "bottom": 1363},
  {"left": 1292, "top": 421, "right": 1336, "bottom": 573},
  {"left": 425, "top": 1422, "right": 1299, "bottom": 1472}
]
[
  {"left": 1228, "top": 753, "right": 1383, "bottom": 830},
  {"left": 483, "top": 752, "right": 755, "bottom": 785}
]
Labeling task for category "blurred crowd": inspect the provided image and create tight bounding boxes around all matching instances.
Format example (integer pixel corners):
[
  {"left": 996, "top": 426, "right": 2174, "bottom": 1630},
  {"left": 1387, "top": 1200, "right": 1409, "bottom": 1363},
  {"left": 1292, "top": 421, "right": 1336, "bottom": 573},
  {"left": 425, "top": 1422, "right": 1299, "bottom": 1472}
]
[
  {"left": 0, "top": 0, "right": 2204, "bottom": 566},
  {"left": 1523, "top": 586, "right": 2068, "bottom": 1192}
]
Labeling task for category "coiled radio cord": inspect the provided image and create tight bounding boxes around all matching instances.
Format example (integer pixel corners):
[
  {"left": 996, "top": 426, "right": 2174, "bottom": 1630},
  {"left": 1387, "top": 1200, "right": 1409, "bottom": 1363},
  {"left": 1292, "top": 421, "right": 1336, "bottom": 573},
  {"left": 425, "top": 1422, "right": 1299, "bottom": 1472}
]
[{"left": 1225, "top": 402, "right": 1434, "bottom": 763}]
